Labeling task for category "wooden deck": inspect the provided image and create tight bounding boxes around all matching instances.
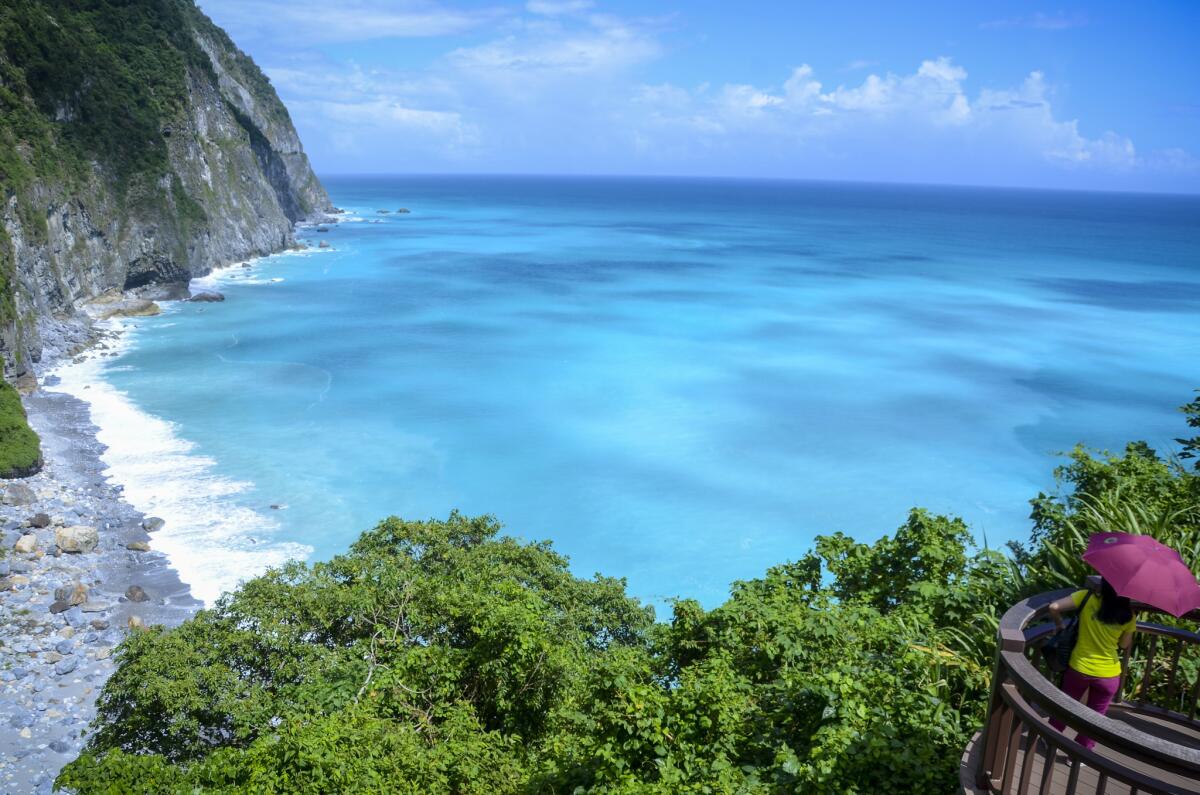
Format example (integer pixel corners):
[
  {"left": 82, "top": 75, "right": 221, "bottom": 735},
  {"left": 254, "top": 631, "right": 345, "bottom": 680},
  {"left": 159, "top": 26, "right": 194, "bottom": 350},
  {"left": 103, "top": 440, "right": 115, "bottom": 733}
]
[{"left": 963, "top": 704, "right": 1200, "bottom": 794}]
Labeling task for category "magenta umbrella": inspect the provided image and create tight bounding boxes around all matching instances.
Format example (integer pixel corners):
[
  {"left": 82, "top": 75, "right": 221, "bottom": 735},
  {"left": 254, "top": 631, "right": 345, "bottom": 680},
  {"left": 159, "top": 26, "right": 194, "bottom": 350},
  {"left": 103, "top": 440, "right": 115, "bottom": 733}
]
[{"left": 1082, "top": 532, "right": 1200, "bottom": 618}]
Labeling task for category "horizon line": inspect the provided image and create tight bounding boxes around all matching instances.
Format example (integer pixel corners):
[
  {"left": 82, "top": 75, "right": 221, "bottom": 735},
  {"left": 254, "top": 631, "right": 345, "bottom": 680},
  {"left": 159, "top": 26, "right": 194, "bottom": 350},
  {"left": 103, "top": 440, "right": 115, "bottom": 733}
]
[{"left": 313, "top": 171, "right": 1200, "bottom": 199}]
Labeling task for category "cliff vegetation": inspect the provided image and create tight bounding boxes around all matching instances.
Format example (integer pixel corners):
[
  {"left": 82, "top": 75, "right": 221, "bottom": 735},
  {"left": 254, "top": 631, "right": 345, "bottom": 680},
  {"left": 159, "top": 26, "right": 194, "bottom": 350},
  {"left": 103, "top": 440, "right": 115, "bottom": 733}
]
[
  {"left": 56, "top": 395, "right": 1200, "bottom": 793},
  {"left": 0, "top": 0, "right": 330, "bottom": 376},
  {"left": 0, "top": 380, "right": 39, "bottom": 478},
  {"left": 0, "top": 0, "right": 329, "bottom": 475}
]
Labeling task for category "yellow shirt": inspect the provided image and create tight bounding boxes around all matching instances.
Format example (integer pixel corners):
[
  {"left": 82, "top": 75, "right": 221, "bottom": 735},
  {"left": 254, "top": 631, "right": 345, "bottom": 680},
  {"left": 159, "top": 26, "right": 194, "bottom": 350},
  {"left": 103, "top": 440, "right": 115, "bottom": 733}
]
[{"left": 1067, "top": 590, "right": 1136, "bottom": 679}]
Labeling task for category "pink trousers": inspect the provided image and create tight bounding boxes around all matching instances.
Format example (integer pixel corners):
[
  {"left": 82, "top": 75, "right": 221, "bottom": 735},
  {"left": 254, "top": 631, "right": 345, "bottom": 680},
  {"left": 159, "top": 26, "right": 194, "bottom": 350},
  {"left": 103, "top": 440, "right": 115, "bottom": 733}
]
[{"left": 1048, "top": 666, "right": 1120, "bottom": 750}]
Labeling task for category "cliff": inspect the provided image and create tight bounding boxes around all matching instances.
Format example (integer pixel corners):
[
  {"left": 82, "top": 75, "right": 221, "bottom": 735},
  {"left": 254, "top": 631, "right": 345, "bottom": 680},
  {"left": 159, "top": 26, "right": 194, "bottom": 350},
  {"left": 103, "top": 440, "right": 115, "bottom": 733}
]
[{"left": 0, "top": 0, "right": 332, "bottom": 377}]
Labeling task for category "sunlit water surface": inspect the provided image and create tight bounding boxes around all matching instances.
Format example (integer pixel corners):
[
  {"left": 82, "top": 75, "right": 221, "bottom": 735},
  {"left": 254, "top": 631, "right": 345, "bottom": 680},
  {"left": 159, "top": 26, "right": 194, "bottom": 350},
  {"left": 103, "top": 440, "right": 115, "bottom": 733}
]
[{"left": 51, "top": 176, "right": 1200, "bottom": 608}]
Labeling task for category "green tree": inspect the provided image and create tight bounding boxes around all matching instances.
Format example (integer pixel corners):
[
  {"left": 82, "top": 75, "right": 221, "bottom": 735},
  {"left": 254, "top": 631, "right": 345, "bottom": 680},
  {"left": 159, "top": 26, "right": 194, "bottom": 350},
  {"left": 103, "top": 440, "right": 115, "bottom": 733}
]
[
  {"left": 59, "top": 395, "right": 1200, "bottom": 794},
  {"left": 1178, "top": 391, "right": 1200, "bottom": 470}
]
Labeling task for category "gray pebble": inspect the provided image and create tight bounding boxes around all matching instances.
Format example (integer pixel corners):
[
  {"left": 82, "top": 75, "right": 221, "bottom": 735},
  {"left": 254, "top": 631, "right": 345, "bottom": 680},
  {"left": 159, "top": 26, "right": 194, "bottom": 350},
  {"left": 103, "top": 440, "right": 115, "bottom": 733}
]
[
  {"left": 53, "top": 657, "right": 77, "bottom": 676},
  {"left": 54, "top": 639, "right": 74, "bottom": 655},
  {"left": 48, "top": 739, "right": 69, "bottom": 754}
]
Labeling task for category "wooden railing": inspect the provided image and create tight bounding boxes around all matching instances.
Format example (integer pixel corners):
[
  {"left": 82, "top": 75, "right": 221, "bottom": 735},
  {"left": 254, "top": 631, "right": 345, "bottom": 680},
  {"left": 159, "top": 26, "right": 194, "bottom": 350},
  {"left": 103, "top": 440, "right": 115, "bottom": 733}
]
[{"left": 969, "top": 581, "right": 1200, "bottom": 794}]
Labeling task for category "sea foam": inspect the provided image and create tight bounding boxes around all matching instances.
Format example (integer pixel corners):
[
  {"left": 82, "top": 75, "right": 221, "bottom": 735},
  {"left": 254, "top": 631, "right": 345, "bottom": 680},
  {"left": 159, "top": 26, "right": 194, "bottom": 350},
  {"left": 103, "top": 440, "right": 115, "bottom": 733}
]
[{"left": 47, "top": 316, "right": 312, "bottom": 605}]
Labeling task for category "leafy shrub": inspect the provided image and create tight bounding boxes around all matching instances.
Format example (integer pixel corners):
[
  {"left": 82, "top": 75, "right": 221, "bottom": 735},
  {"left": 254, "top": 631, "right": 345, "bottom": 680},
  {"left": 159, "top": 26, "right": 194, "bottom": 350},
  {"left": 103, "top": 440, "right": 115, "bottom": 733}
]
[
  {"left": 0, "top": 380, "right": 40, "bottom": 478},
  {"left": 58, "top": 396, "right": 1200, "bottom": 793}
]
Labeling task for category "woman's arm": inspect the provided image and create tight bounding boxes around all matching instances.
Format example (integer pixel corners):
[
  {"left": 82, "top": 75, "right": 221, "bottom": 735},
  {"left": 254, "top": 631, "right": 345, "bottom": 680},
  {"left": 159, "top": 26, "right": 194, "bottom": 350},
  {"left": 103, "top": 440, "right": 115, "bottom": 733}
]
[
  {"left": 1119, "top": 629, "right": 1135, "bottom": 651},
  {"left": 1047, "top": 595, "right": 1079, "bottom": 632}
]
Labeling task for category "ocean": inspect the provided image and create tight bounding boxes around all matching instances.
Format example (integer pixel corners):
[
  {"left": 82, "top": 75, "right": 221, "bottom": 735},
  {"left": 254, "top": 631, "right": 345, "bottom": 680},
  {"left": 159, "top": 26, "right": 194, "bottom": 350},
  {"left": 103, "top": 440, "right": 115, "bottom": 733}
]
[{"left": 49, "top": 176, "right": 1200, "bottom": 609}]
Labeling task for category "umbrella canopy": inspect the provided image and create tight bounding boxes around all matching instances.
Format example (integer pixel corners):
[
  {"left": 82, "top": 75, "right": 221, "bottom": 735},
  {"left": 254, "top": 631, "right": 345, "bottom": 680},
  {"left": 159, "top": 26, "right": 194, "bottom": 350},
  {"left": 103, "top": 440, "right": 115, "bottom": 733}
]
[{"left": 1082, "top": 532, "right": 1200, "bottom": 618}]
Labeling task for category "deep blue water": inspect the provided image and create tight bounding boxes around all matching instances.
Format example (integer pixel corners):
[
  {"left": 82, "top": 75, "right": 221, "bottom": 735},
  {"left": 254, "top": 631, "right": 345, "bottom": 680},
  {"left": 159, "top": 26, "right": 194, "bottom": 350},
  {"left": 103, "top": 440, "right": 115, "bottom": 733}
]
[{"left": 54, "top": 176, "right": 1200, "bottom": 608}]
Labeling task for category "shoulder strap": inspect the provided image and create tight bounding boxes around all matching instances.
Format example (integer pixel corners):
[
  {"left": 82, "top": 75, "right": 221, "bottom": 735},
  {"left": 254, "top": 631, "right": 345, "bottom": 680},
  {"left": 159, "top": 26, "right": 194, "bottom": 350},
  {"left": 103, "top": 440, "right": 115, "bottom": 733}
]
[
  {"left": 1070, "top": 590, "right": 1093, "bottom": 628},
  {"left": 1065, "top": 590, "right": 1094, "bottom": 634}
]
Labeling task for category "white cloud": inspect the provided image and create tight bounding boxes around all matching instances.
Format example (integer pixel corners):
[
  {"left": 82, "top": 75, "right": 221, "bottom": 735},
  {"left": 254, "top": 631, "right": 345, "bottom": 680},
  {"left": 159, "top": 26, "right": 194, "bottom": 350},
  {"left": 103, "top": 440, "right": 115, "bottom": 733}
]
[
  {"left": 197, "top": 0, "right": 502, "bottom": 44},
  {"left": 265, "top": 63, "right": 479, "bottom": 159},
  {"left": 203, "top": 0, "right": 1192, "bottom": 188},
  {"left": 631, "top": 58, "right": 1146, "bottom": 173},
  {"left": 526, "top": 0, "right": 593, "bottom": 16},
  {"left": 447, "top": 17, "right": 659, "bottom": 78},
  {"left": 972, "top": 72, "right": 1135, "bottom": 168},
  {"left": 981, "top": 11, "right": 1089, "bottom": 31}
]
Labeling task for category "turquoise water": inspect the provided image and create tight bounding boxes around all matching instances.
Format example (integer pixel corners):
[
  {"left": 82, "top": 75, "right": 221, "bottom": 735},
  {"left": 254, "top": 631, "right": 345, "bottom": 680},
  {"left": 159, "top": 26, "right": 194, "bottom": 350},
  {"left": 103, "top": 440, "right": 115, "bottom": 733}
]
[{"left": 60, "top": 176, "right": 1200, "bottom": 608}]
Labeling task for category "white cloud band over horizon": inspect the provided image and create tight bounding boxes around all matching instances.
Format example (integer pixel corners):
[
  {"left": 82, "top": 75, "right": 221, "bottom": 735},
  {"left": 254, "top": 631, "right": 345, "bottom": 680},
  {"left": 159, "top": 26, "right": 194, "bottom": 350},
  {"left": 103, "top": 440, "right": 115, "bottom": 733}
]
[{"left": 200, "top": 0, "right": 1199, "bottom": 193}]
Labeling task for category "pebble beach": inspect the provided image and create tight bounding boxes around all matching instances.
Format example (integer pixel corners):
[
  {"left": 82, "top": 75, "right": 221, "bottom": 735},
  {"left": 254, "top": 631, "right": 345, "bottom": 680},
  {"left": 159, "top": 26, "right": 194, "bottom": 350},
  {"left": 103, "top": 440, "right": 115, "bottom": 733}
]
[{"left": 0, "top": 317, "right": 199, "bottom": 794}]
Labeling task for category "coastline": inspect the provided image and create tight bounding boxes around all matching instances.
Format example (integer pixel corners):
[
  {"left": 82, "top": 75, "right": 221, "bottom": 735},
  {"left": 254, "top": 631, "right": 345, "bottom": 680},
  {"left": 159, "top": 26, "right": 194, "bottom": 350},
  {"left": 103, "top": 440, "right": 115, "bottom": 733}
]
[
  {"left": 60, "top": 245, "right": 330, "bottom": 606},
  {"left": 0, "top": 227, "right": 331, "bottom": 792},
  {"left": 0, "top": 353, "right": 201, "bottom": 792}
]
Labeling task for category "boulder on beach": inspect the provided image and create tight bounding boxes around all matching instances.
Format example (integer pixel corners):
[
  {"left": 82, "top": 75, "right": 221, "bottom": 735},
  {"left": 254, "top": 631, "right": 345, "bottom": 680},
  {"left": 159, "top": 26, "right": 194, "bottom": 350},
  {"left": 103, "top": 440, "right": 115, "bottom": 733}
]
[
  {"left": 317, "top": 226, "right": 330, "bottom": 232},
  {"left": 28, "top": 512, "right": 50, "bottom": 528},
  {"left": 109, "top": 300, "right": 161, "bottom": 318},
  {"left": 135, "top": 281, "right": 191, "bottom": 302},
  {"left": 142, "top": 516, "right": 165, "bottom": 532},
  {"left": 376, "top": 209, "right": 392, "bottom": 214},
  {"left": 82, "top": 293, "right": 162, "bottom": 320},
  {"left": 13, "top": 534, "right": 38, "bottom": 554},
  {"left": 55, "top": 525, "right": 99, "bottom": 554},
  {"left": 13, "top": 372, "right": 38, "bottom": 394},
  {"left": 126, "top": 541, "right": 151, "bottom": 552},
  {"left": 319, "top": 241, "right": 331, "bottom": 249},
  {"left": 397, "top": 208, "right": 411, "bottom": 213},
  {"left": 54, "top": 582, "right": 88, "bottom": 606},
  {"left": 126, "top": 585, "right": 149, "bottom": 602},
  {"left": 188, "top": 291, "right": 225, "bottom": 303},
  {"left": 3, "top": 483, "right": 37, "bottom": 506}
]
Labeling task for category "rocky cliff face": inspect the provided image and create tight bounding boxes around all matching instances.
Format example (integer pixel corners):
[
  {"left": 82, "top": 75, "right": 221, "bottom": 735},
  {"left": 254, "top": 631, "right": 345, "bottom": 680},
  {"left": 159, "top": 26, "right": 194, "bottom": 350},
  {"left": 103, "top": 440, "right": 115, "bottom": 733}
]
[{"left": 0, "top": 1, "right": 332, "bottom": 376}]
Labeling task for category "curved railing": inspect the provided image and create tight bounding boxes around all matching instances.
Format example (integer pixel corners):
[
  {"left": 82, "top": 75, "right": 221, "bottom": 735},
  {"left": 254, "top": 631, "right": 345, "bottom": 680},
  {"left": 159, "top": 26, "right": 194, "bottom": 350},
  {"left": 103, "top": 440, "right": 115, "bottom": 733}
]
[{"left": 965, "top": 579, "right": 1200, "bottom": 795}]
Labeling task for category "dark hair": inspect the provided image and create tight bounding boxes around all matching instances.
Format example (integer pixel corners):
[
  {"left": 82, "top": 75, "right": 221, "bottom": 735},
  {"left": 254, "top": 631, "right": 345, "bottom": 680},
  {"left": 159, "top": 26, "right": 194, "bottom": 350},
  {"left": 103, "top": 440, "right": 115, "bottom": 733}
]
[{"left": 1096, "top": 578, "right": 1134, "bottom": 626}]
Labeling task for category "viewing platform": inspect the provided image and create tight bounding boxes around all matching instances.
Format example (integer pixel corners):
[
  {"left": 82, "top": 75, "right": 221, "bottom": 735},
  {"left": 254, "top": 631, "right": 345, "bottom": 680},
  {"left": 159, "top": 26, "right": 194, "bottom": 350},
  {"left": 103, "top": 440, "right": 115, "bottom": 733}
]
[{"left": 961, "top": 579, "right": 1200, "bottom": 794}]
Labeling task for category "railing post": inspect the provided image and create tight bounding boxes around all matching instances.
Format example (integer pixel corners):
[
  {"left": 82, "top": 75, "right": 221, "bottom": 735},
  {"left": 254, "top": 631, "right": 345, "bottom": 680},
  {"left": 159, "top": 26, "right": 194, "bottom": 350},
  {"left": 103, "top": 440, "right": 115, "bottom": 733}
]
[
  {"left": 975, "top": 636, "right": 1006, "bottom": 789},
  {"left": 976, "top": 625, "right": 1026, "bottom": 790}
]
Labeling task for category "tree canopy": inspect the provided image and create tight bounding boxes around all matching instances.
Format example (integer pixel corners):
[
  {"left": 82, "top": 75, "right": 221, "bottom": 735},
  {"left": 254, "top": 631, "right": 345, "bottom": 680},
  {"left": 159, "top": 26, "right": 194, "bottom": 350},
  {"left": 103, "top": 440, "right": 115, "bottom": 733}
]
[{"left": 58, "top": 396, "right": 1200, "bottom": 793}]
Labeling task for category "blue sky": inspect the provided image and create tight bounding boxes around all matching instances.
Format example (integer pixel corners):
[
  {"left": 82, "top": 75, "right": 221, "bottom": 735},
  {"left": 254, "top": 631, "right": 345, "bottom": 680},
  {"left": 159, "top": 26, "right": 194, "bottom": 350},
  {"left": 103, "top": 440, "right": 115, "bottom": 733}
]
[{"left": 197, "top": 0, "right": 1200, "bottom": 192}]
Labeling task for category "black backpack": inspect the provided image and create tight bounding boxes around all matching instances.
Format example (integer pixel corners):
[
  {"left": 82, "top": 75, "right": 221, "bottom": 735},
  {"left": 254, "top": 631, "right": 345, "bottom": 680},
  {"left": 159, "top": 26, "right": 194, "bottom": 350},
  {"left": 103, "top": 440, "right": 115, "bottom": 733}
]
[{"left": 1043, "top": 591, "right": 1092, "bottom": 674}]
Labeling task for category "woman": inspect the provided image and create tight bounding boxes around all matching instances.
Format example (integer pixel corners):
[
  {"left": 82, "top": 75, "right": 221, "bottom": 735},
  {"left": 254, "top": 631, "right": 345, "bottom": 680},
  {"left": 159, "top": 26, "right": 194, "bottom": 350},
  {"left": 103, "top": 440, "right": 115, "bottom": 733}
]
[{"left": 1046, "top": 578, "right": 1136, "bottom": 750}]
